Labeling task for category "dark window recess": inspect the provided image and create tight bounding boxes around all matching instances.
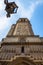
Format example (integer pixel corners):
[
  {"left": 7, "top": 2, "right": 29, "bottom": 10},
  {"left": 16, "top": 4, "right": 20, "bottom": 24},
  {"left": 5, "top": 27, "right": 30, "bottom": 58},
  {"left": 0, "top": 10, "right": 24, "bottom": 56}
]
[{"left": 21, "top": 46, "right": 24, "bottom": 53}]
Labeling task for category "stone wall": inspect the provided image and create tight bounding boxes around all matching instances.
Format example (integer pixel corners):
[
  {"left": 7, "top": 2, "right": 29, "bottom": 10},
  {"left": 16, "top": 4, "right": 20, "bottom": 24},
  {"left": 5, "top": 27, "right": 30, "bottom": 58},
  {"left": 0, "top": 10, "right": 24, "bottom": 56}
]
[{"left": 1, "top": 45, "right": 43, "bottom": 54}]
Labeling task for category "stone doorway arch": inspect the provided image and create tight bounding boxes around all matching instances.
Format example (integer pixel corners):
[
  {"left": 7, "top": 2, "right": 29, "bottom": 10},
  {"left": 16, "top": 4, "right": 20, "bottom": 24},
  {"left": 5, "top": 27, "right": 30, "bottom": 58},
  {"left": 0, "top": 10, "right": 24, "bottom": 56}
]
[{"left": 7, "top": 57, "right": 36, "bottom": 65}]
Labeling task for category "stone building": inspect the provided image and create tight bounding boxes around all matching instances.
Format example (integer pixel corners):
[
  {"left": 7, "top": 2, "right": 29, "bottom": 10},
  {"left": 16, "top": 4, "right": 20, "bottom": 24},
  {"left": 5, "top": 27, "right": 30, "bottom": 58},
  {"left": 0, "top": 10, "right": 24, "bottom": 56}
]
[{"left": 0, "top": 18, "right": 43, "bottom": 65}]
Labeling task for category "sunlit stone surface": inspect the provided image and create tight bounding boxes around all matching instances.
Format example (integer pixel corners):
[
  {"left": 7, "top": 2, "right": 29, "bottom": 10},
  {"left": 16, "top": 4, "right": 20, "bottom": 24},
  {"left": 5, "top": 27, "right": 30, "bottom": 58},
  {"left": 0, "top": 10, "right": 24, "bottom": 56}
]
[{"left": 0, "top": 18, "right": 43, "bottom": 65}]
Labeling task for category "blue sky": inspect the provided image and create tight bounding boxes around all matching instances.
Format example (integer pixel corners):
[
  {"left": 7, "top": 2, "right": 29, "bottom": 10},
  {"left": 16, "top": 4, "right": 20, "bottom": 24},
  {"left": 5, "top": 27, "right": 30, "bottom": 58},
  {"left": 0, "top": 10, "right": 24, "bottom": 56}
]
[{"left": 0, "top": 0, "right": 43, "bottom": 41}]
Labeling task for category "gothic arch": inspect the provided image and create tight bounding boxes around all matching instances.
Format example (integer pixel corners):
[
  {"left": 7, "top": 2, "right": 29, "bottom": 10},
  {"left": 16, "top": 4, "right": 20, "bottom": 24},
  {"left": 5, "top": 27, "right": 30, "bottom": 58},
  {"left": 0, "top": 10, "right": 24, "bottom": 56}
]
[{"left": 8, "top": 57, "right": 36, "bottom": 65}]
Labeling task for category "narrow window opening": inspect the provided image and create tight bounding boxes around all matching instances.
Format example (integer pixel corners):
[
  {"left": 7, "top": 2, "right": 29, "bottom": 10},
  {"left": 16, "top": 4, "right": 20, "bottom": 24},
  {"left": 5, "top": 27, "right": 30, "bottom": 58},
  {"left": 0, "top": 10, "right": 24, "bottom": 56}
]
[{"left": 21, "top": 46, "right": 24, "bottom": 53}]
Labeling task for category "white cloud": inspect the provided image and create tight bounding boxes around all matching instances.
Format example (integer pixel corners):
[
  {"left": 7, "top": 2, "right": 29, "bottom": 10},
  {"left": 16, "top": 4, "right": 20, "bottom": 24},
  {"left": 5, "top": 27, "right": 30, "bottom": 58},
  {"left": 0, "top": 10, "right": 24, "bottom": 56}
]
[
  {"left": 0, "top": 15, "right": 11, "bottom": 41},
  {"left": 0, "top": 0, "right": 12, "bottom": 30},
  {"left": 0, "top": 16, "right": 9, "bottom": 30},
  {"left": 0, "top": 0, "right": 4, "bottom": 9},
  {"left": 0, "top": 0, "right": 11, "bottom": 41},
  {"left": 0, "top": 0, "right": 43, "bottom": 31},
  {"left": 0, "top": 0, "right": 43, "bottom": 41},
  {"left": 16, "top": 0, "right": 43, "bottom": 20}
]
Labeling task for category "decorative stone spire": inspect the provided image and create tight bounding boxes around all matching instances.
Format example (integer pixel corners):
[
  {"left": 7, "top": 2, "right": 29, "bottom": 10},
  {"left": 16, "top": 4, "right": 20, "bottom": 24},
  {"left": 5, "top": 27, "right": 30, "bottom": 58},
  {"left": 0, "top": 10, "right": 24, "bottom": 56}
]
[{"left": 7, "top": 18, "right": 34, "bottom": 36}]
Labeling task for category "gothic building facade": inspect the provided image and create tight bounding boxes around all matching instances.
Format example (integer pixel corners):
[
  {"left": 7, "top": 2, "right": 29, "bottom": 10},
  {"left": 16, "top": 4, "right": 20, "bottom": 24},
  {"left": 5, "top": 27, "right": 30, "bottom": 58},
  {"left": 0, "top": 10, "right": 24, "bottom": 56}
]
[{"left": 0, "top": 18, "right": 43, "bottom": 65}]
